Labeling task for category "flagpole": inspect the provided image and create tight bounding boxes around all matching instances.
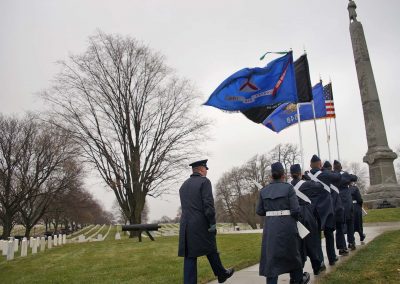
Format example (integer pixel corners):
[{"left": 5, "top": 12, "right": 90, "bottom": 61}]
[
  {"left": 296, "top": 104, "right": 305, "bottom": 171},
  {"left": 324, "top": 118, "right": 332, "bottom": 161},
  {"left": 311, "top": 100, "right": 321, "bottom": 157},
  {"left": 334, "top": 117, "right": 341, "bottom": 161}
]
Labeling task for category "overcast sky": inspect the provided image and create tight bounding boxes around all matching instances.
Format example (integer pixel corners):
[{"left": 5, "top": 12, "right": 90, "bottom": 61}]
[{"left": 1, "top": 0, "right": 399, "bottom": 221}]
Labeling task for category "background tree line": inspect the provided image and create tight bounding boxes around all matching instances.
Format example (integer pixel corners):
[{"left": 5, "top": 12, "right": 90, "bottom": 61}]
[{"left": 0, "top": 114, "right": 111, "bottom": 239}]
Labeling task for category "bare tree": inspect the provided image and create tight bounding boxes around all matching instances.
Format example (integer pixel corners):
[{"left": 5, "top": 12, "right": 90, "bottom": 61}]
[
  {"left": 395, "top": 146, "right": 400, "bottom": 184},
  {"left": 341, "top": 161, "right": 369, "bottom": 194},
  {"left": 0, "top": 115, "right": 41, "bottom": 238},
  {"left": 43, "top": 32, "right": 208, "bottom": 236},
  {"left": 269, "top": 143, "right": 300, "bottom": 180},
  {"left": 16, "top": 120, "right": 82, "bottom": 237}
]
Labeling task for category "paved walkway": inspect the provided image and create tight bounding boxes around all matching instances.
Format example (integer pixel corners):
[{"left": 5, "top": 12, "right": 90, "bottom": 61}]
[{"left": 209, "top": 222, "right": 400, "bottom": 284}]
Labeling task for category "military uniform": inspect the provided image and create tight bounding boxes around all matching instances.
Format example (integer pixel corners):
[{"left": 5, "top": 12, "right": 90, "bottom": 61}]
[
  {"left": 178, "top": 160, "right": 233, "bottom": 284},
  {"left": 350, "top": 184, "right": 365, "bottom": 241},
  {"left": 333, "top": 161, "right": 357, "bottom": 251},
  {"left": 290, "top": 164, "right": 328, "bottom": 275},
  {"left": 308, "top": 157, "right": 341, "bottom": 265},
  {"left": 256, "top": 162, "right": 309, "bottom": 284}
]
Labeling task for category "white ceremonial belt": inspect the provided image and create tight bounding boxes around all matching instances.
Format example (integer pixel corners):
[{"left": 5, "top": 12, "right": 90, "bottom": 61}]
[
  {"left": 353, "top": 200, "right": 357, "bottom": 204},
  {"left": 266, "top": 210, "right": 291, "bottom": 217}
]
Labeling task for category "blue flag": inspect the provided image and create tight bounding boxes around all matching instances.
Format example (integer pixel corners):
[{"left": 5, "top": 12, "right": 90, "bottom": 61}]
[
  {"left": 263, "top": 82, "right": 326, "bottom": 132},
  {"left": 204, "top": 52, "right": 297, "bottom": 111}
]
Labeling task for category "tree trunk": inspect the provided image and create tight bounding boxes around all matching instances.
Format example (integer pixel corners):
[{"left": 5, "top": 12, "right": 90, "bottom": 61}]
[
  {"left": 24, "top": 226, "right": 32, "bottom": 238},
  {"left": 0, "top": 216, "right": 13, "bottom": 239}
]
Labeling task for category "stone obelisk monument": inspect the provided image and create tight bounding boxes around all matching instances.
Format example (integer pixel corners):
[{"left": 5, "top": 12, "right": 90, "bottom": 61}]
[{"left": 348, "top": 0, "right": 400, "bottom": 207}]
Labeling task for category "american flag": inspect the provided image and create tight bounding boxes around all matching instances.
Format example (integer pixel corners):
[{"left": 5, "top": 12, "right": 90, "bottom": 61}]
[{"left": 324, "top": 83, "right": 336, "bottom": 118}]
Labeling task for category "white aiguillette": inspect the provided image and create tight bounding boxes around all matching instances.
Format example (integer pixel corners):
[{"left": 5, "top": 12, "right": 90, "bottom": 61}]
[{"left": 297, "top": 221, "right": 310, "bottom": 239}]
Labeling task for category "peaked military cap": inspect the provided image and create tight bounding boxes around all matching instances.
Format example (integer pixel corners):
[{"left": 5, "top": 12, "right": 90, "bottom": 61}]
[
  {"left": 311, "top": 154, "right": 321, "bottom": 163},
  {"left": 189, "top": 159, "right": 209, "bottom": 170},
  {"left": 290, "top": 164, "right": 302, "bottom": 174},
  {"left": 323, "top": 161, "right": 332, "bottom": 168},
  {"left": 271, "top": 162, "right": 284, "bottom": 173}
]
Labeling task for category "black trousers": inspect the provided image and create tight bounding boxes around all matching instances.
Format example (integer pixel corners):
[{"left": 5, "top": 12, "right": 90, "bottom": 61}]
[
  {"left": 184, "top": 252, "right": 226, "bottom": 284},
  {"left": 336, "top": 219, "right": 355, "bottom": 249},
  {"left": 266, "top": 268, "right": 303, "bottom": 284},
  {"left": 318, "top": 228, "right": 337, "bottom": 263}
]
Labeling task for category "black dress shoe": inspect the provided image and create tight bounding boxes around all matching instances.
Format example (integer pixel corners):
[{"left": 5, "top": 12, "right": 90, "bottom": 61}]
[
  {"left": 348, "top": 243, "right": 356, "bottom": 250},
  {"left": 329, "top": 256, "right": 339, "bottom": 265},
  {"left": 218, "top": 268, "right": 234, "bottom": 283},
  {"left": 301, "top": 272, "right": 311, "bottom": 284},
  {"left": 339, "top": 249, "right": 349, "bottom": 256},
  {"left": 360, "top": 233, "right": 366, "bottom": 242},
  {"left": 314, "top": 262, "right": 326, "bottom": 275}
]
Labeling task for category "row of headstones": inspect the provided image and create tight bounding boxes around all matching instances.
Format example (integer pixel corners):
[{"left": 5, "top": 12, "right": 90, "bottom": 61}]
[
  {"left": 0, "top": 234, "right": 67, "bottom": 261},
  {"left": 76, "top": 233, "right": 106, "bottom": 243}
]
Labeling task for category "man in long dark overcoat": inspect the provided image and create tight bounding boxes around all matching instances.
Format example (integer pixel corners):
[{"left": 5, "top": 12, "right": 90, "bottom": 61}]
[
  {"left": 290, "top": 164, "right": 328, "bottom": 276},
  {"left": 256, "top": 162, "right": 310, "bottom": 284},
  {"left": 178, "top": 159, "right": 234, "bottom": 284},
  {"left": 333, "top": 160, "right": 357, "bottom": 251},
  {"left": 309, "top": 156, "right": 342, "bottom": 265},
  {"left": 350, "top": 181, "right": 366, "bottom": 242}
]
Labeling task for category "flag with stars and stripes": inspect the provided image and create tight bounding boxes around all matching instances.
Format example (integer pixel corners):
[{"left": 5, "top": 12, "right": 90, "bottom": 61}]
[{"left": 324, "top": 83, "right": 336, "bottom": 118}]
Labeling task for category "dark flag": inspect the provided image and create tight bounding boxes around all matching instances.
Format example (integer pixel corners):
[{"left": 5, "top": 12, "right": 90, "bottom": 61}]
[
  {"left": 204, "top": 52, "right": 297, "bottom": 113},
  {"left": 294, "top": 54, "right": 313, "bottom": 103},
  {"left": 242, "top": 53, "right": 313, "bottom": 123}
]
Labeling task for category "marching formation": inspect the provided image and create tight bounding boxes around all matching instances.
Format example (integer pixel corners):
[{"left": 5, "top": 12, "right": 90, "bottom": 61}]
[{"left": 178, "top": 157, "right": 365, "bottom": 284}]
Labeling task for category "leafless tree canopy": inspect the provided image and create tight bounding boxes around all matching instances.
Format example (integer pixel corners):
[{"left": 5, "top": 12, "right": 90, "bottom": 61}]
[
  {"left": 216, "top": 144, "right": 300, "bottom": 228},
  {"left": 43, "top": 32, "right": 208, "bottom": 231},
  {"left": 341, "top": 161, "right": 370, "bottom": 194},
  {"left": 0, "top": 114, "right": 82, "bottom": 238},
  {"left": 395, "top": 146, "right": 400, "bottom": 184}
]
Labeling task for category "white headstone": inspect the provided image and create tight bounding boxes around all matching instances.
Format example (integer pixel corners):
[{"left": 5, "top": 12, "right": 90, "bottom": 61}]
[
  {"left": 2, "top": 241, "right": 8, "bottom": 256},
  {"left": 53, "top": 235, "right": 58, "bottom": 247},
  {"left": 115, "top": 232, "right": 121, "bottom": 240},
  {"left": 97, "top": 234, "right": 103, "bottom": 241},
  {"left": 7, "top": 240, "right": 14, "bottom": 260},
  {"left": 48, "top": 236, "right": 53, "bottom": 249},
  {"left": 32, "top": 238, "right": 38, "bottom": 254},
  {"left": 78, "top": 235, "right": 85, "bottom": 243},
  {"left": 29, "top": 237, "right": 34, "bottom": 248},
  {"left": 0, "top": 240, "right": 3, "bottom": 252},
  {"left": 58, "top": 234, "right": 62, "bottom": 246},
  {"left": 13, "top": 239, "right": 18, "bottom": 252},
  {"left": 21, "top": 239, "right": 28, "bottom": 257},
  {"left": 40, "top": 237, "right": 46, "bottom": 252},
  {"left": 62, "top": 234, "right": 67, "bottom": 245}
]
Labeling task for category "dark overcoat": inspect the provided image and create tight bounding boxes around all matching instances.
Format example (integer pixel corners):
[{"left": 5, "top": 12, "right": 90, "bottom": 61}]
[
  {"left": 311, "top": 168, "right": 343, "bottom": 227},
  {"left": 291, "top": 179, "right": 325, "bottom": 266},
  {"left": 350, "top": 185, "right": 364, "bottom": 234},
  {"left": 335, "top": 171, "right": 354, "bottom": 221},
  {"left": 178, "top": 173, "right": 217, "bottom": 258},
  {"left": 256, "top": 181, "right": 302, "bottom": 277}
]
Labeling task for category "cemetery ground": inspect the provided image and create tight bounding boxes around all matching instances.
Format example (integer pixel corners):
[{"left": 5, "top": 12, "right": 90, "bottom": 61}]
[
  {"left": 0, "top": 233, "right": 261, "bottom": 284},
  {"left": 0, "top": 207, "right": 399, "bottom": 283}
]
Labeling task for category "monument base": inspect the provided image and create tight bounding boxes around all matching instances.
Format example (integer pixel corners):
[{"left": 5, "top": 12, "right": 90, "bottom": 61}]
[{"left": 363, "top": 183, "right": 400, "bottom": 208}]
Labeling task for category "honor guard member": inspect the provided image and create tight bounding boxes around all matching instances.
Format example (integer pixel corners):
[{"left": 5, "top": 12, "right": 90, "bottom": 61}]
[
  {"left": 350, "top": 180, "right": 366, "bottom": 242},
  {"left": 256, "top": 162, "right": 310, "bottom": 284},
  {"left": 178, "top": 159, "right": 234, "bottom": 284},
  {"left": 333, "top": 160, "right": 357, "bottom": 252},
  {"left": 308, "top": 156, "right": 341, "bottom": 265},
  {"left": 290, "top": 164, "right": 328, "bottom": 276}
]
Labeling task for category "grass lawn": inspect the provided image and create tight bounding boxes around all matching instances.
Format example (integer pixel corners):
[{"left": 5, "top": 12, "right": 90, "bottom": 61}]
[
  {"left": 320, "top": 229, "right": 400, "bottom": 284},
  {"left": 364, "top": 207, "right": 400, "bottom": 223},
  {"left": 0, "top": 233, "right": 262, "bottom": 284}
]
